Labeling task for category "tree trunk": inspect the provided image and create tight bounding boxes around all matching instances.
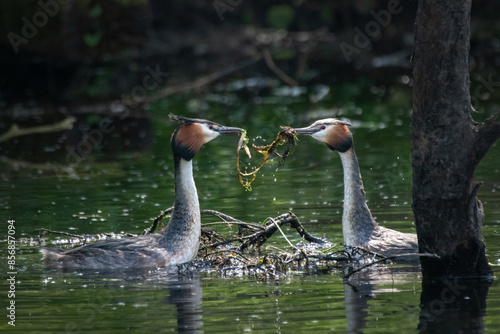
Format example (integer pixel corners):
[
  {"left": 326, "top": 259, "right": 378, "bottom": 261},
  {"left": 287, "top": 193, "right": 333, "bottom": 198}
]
[{"left": 411, "top": 0, "right": 500, "bottom": 278}]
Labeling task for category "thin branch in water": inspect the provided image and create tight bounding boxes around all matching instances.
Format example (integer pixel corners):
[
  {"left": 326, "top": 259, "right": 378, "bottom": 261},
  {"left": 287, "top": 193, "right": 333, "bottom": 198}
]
[
  {"left": 343, "top": 252, "right": 440, "bottom": 280},
  {"left": 238, "top": 212, "right": 323, "bottom": 251},
  {"left": 202, "top": 221, "right": 264, "bottom": 232},
  {"left": 37, "top": 228, "right": 86, "bottom": 241},
  {"left": 201, "top": 209, "right": 243, "bottom": 222},
  {"left": 267, "top": 216, "right": 295, "bottom": 249},
  {"left": 286, "top": 212, "right": 327, "bottom": 244},
  {"left": 201, "top": 209, "right": 265, "bottom": 232}
]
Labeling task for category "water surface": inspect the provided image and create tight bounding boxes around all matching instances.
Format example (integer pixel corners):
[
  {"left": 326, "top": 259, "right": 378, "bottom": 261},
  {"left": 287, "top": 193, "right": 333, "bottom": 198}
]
[{"left": 1, "top": 83, "right": 499, "bottom": 333}]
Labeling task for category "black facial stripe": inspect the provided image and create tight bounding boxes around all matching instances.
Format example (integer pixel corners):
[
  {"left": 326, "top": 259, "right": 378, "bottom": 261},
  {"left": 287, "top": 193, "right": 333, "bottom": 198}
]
[
  {"left": 335, "top": 136, "right": 353, "bottom": 153},
  {"left": 171, "top": 128, "right": 196, "bottom": 161}
]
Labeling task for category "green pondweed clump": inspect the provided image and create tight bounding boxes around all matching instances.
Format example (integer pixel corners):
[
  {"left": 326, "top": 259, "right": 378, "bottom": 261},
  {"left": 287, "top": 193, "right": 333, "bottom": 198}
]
[{"left": 237, "top": 126, "right": 298, "bottom": 190}]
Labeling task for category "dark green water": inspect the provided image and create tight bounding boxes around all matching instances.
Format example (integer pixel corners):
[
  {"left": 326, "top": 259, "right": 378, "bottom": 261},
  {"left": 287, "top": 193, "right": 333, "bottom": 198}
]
[{"left": 1, "top": 82, "right": 499, "bottom": 333}]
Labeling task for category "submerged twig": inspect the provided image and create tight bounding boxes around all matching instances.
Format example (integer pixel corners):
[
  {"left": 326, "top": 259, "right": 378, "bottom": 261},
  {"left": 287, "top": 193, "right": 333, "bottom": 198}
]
[
  {"left": 202, "top": 221, "right": 264, "bottom": 232},
  {"left": 343, "top": 252, "right": 440, "bottom": 280},
  {"left": 37, "top": 228, "right": 86, "bottom": 241},
  {"left": 201, "top": 209, "right": 243, "bottom": 223}
]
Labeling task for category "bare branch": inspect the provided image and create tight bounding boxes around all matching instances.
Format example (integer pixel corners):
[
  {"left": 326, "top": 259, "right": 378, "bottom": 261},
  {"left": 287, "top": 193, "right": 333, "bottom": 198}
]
[
  {"left": 143, "top": 57, "right": 260, "bottom": 104},
  {"left": 261, "top": 48, "right": 298, "bottom": 87},
  {"left": 0, "top": 116, "right": 76, "bottom": 143}
]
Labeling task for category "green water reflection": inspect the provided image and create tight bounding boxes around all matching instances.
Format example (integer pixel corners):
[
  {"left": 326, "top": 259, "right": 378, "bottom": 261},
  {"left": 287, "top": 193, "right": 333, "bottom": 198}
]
[{"left": 1, "top": 81, "right": 499, "bottom": 333}]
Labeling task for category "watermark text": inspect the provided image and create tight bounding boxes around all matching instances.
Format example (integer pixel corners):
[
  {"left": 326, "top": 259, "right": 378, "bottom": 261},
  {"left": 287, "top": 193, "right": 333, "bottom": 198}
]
[{"left": 6, "top": 220, "right": 17, "bottom": 327}]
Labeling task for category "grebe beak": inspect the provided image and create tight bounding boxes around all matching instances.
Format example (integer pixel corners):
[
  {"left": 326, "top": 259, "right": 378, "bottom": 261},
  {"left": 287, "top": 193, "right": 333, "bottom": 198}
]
[
  {"left": 293, "top": 126, "right": 316, "bottom": 135},
  {"left": 217, "top": 126, "right": 244, "bottom": 135}
]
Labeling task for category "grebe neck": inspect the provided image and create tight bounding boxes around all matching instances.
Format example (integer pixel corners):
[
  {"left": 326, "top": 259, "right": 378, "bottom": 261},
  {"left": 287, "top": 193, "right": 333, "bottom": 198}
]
[
  {"left": 161, "top": 156, "right": 201, "bottom": 260},
  {"left": 338, "top": 147, "right": 377, "bottom": 247}
]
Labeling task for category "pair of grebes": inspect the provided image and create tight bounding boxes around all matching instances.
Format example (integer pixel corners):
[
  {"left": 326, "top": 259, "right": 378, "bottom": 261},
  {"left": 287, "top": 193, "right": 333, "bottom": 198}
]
[{"left": 42, "top": 114, "right": 417, "bottom": 269}]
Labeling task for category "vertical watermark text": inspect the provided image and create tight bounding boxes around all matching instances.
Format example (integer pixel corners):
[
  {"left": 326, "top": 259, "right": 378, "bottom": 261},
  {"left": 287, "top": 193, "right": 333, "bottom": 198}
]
[{"left": 6, "top": 220, "right": 17, "bottom": 327}]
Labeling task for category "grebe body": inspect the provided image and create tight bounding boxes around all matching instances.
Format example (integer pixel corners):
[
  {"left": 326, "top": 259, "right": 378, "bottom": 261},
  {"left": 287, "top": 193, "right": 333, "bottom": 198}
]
[
  {"left": 293, "top": 119, "right": 418, "bottom": 257},
  {"left": 42, "top": 114, "right": 242, "bottom": 269}
]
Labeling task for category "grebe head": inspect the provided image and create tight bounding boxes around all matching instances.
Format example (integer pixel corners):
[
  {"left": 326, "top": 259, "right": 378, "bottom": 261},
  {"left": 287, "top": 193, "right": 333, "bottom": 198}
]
[
  {"left": 293, "top": 118, "right": 353, "bottom": 152},
  {"left": 169, "top": 114, "right": 243, "bottom": 160}
]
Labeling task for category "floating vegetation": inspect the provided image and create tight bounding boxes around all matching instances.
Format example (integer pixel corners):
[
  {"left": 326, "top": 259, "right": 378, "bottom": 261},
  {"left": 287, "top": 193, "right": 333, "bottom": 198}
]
[
  {"left": 146, "top": 208, "right": 410, "bottom": 279},
  {"left": 237, "top": 126, "right": 298, "bottom": 190}
]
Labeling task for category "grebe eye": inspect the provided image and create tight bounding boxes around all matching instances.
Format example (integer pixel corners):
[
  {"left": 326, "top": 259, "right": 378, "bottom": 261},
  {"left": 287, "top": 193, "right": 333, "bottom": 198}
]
[
  {"left": 320, "top": 125, "right": 326, "bottom": 130},
  {"left": 208, "top": 125, "right": 213, "bottom": 130}
]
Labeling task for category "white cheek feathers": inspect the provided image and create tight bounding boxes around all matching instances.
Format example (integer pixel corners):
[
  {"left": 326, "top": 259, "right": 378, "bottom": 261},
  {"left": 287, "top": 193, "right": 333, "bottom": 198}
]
[
  {"left": 200, "top": 123, "right": 220, "bottom": 143},
  {"left": 311, "top": 129, "right": 329, "bottom": 143},
  {"left": 310, "top": 124, "right": 353, "bottom": 152}
]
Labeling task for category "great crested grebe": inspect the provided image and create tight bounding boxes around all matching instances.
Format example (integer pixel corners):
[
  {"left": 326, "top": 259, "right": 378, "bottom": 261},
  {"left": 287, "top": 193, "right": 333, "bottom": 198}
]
[
  {"left": 292, "top": 118, "right": 418, "bottom": 257},
  {"left": 42, "top": 114, "right": 243, "bottom": 269}
]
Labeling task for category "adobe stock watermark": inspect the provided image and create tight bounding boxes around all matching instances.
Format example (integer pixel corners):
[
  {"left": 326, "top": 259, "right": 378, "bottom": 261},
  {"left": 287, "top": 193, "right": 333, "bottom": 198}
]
[
  {"left": 471, "top": 73, "right": 500, "bottom": 110},
  {"left": 6, "top": 220, "right": 17, "bottom": 327},
  {"left": 7, "top": 0, "right": 70, "bottom": 54},
  {"left": 111, "top": 65, "right": 169, "bottom": 110},
  {"left": 339, "top": 0, "right": 404, "bottom": 64},
  {"left": 213, "top": 0, "right": 243, "bottom": 22},
  {"left": 418, "top": 278, "right": 468, "bottom": 331},
  {"left": 51, "top": 65, "right": 169, "bottom": 179}
]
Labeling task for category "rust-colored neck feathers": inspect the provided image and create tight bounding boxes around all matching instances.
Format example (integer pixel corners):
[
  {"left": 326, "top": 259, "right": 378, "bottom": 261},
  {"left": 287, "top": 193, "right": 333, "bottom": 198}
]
[
  {"left": 171, "top": 123, "right": 205, "bottom": 161},
  {"left": 326, "top": 124, "right": 353, "bottom": 152}
]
